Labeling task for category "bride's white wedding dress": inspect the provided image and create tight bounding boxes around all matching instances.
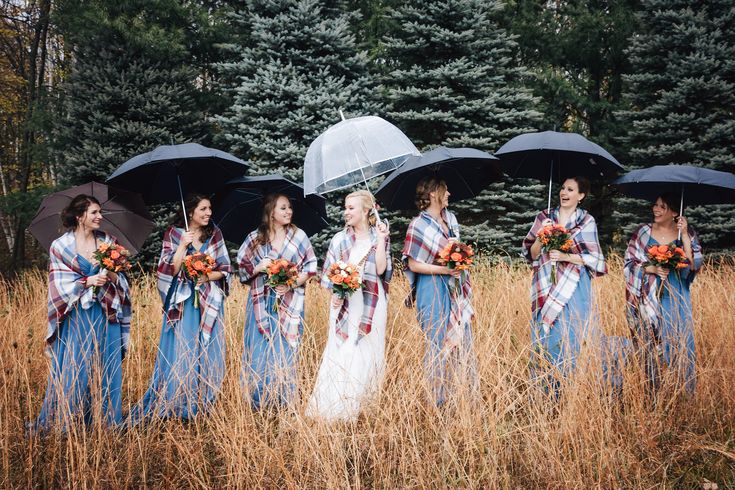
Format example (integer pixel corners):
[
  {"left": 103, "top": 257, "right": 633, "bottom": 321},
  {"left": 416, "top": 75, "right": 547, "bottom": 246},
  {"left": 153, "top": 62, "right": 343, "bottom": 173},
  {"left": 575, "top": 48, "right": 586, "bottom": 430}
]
[{"left": 306, "top": 238, "right": 387, "bottom": 421}]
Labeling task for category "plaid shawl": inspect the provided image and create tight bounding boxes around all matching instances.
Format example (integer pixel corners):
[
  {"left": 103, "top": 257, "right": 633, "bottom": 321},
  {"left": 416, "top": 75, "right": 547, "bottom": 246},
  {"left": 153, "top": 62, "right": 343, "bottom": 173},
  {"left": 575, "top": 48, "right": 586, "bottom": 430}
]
[
  {"left": 157, "top": 225, "right": 232, "bottom": 343},
  {"left": 237, "top": 226, "right": 317, "bottom": 347},
  {"left": 47, "top": 230, "right": 132, "bottom": 352},
  {"left": 521, "top": 208, "right": 606, "bottom": 328},
  {"left": 321, "top": 226, "right": 392, "bottom": 344},
  {"left": 402, "top": 209, "right": 474, "bottom": 348},
  {"left": 623, "top": 223, "right": 702, "bottom": 335}
]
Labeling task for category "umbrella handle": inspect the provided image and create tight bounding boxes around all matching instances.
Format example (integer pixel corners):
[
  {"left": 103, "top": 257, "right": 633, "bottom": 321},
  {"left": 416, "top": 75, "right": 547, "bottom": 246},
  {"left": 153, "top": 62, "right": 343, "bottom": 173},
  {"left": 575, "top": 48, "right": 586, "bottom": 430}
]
[
  {"left": 547, "top": 159, "right": 553, "bottom": 214},
  {"left": 178, "top": 174, "right": 189, "bottom": 230},
  {"left": 677, "top": 187, "right": 684, "bottom": 241}
]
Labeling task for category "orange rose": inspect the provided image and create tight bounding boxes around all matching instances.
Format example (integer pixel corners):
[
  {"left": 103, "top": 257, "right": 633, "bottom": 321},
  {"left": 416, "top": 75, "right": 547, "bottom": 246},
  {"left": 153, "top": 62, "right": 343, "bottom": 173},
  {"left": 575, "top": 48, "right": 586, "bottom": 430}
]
[
  {"left": 332, "top": 275, "right": 344, "bottom": 284},
  {"left": 450, "top": 252, "right": 463, "bottom": 262},
  {"left": 193, "top": 260, "right": 205, "bottom": 271},
  {"left": 110, "top": 250, "right": 120, "bottom": 260}
]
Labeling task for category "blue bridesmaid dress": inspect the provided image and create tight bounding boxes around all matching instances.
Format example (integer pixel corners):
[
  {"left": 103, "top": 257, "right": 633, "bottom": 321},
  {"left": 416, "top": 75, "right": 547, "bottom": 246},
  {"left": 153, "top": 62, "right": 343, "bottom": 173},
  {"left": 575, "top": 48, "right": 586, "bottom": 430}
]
[
  {"left": 531, "top": 268, "right": 593, "bottom": 392},
  {"left": 131, "top": 244, "right": 225, "bottom": 422},
  {"left": 242, "top": 288, "right": 300, "bottom": 409},
  {"left": 645, "top": 237, "right": 696, "bottom": 393},
  {"left": 415, "top": 272, "right": 477, "bottom": 406},
  {"left": 35, "top": 255, "right": 124, "bottom": 429}
]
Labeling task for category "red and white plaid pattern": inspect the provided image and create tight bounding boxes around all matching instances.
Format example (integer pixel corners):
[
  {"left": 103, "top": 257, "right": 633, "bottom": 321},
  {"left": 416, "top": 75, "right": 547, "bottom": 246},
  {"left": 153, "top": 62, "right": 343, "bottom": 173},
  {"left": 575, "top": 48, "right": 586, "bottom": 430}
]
[
  {"left": 623, "top": 223, "right": 702, "bottom": 334},
  {"left": 402, "top": 209, "right": 473, "bottom": 348},
  {"left": 522, "top": 208, "right": 606, "bottom": 328},
  {"left": 321, "top": 226, "right": 392, "bottom": 344},
  {"left": 237, "top": 226, "right": 317, "bottom": 347},
  {"left": 157, "top": 226, "right": 231, "bottom": 343},
  {"left": 47, "top": 230, "right": 132, "bottom": 351}
]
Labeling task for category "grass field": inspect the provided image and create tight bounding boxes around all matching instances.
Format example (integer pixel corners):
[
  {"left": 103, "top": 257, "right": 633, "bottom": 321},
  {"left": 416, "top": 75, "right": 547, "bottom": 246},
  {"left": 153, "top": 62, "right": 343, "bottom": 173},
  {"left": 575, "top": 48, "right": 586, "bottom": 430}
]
[{"left": 1, "top": 256, "right": 734, "bottom": 488}]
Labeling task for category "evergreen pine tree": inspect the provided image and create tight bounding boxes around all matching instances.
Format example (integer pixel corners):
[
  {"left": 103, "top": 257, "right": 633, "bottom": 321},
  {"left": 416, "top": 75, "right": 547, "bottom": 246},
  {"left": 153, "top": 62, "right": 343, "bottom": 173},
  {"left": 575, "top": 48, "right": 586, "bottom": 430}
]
[
  {"left": 54, "top": 0, "right": 215, "bottom": 266},
  {"left": 507, "top": 0, "right": 639, "bottom": 250},
  {"left": 215, "top": 0, "right": 381, "bottom": 251},
  {"left": 618, "top": 0, "right": 735, "bottom": 251},
  {"left": 380, "top": 0, "right": 544, "bottom": 255}
]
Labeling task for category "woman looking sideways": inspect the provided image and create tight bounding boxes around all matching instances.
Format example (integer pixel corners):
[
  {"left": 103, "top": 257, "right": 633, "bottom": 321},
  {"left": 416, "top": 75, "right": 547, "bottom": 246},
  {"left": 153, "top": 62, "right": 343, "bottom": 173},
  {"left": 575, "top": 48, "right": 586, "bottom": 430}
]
[
  {"left": 131, "top": 194, "right": 231, "bottom": 422},
  {"left": 624, "top": 193, "right": 702, "bottom": 394},
  {"left": 402, "top": 177, "right": 477, "bottom": 406},
  {"left": 237, "top": 194, "right": 317, "bottom": 409},
  {"left": 306, "top": 190, "right": 391, "bottom": 421},
  {"left": 35, "top": 194, "right": 131, "bottom": 430}
]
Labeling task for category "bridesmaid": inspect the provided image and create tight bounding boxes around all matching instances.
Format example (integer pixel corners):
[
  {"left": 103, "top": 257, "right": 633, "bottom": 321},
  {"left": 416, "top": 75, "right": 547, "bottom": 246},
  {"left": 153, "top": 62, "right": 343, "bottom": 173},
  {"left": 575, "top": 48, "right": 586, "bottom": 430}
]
[
  {"left": 402, "top": 177, "right": 476, "bottom": 406},
  {"left": 522, "top": 176, "right": 606, "bottom": 391},
  {"left": 624, "top": 193, "right": 702, "bottom": 393},
  {"left": 237, "top": 194, "right": 317, "bottom": 409},
  {"left": 131, "top": 194, "right": 231, "bottom": 421},
  {"left": 35, "top": 194, "right": 132, "bottom": 429},
  {"left": 306, "top": 190, "right": 392, "bottom": 421}
]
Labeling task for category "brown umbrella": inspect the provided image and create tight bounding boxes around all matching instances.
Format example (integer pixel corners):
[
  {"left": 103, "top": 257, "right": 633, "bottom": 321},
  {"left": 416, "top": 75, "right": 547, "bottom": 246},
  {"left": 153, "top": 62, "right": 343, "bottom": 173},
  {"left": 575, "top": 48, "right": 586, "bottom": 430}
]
[{"left": 28, "top": 181, "right": 154, "bottom": 254}]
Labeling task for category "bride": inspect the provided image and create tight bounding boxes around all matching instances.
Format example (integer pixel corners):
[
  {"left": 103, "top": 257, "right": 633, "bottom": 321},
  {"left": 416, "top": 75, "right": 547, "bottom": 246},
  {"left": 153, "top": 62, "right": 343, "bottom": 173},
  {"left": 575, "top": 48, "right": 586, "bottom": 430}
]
[{"left": 306, "top": 190, "right": 392, "bottom": 421}]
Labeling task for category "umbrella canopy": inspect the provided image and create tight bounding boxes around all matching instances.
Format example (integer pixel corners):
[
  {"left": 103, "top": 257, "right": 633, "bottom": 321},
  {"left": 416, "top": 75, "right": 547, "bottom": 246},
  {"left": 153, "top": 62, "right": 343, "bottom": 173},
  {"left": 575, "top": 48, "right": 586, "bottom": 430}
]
[
  {"left": 495, "top": 131, "right": 624, "bottom": 211},
  {"left": 107, "top": 143, "right": 249, "bottom": 204},
  {"left": 28, "top": 181, "right": 154, "bottom": 254},
  {"left": 611, "top": 164, "right": 735, "bottom": 206},
  {"left": 303, "top": 115, "right": 420, "bottom": 196},
  {"left": 213, "top": 175, "right": 329, "bottom": 244},
  {"left": 375, "top": 147, "right": 504, "bottom": 210}
]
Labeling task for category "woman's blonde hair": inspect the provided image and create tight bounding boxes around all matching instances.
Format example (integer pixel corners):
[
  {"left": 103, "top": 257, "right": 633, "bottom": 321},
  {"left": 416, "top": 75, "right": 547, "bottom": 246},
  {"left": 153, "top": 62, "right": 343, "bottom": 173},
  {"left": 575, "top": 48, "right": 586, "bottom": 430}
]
[
  {"left": 415, "top": 177, "right": 447, "bottom": 210},
  {"left": 345, "top": 189, "right": 377, "bottom": 227}
]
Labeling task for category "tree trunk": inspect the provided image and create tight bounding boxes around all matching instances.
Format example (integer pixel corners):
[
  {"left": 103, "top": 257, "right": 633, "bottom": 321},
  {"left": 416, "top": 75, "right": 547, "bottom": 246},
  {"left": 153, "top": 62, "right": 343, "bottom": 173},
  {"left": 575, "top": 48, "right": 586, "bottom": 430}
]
[{"left": 10, "top": 0, "right": 51, "bottom": 270}]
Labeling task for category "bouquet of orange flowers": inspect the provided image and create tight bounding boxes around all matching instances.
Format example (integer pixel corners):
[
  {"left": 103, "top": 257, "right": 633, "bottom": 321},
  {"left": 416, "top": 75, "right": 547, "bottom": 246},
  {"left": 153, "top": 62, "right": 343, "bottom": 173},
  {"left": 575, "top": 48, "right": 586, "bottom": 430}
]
[
  {"left": 537, "top": 224, "right": 573, "bottom": 284},
  {"left": 646, "top": 243, "right": 689, "bottom": 298},
  {"left": 92, "top": 242, "right": 131, "bottom": 293},
  {"left": 328, "top": 261, "right": 362, "bottom": 300},
  {"left": 266, "top": 259, "right": 298, "bottom": 311},
  {"left": 435, "top": 240, "right": 474, "bottom": 294},
  {"left": 184, "top": 252, "right": 216, "bottom": 308},
  {"left": 436, "top": 240, "right": 474, "bottom": 269}
]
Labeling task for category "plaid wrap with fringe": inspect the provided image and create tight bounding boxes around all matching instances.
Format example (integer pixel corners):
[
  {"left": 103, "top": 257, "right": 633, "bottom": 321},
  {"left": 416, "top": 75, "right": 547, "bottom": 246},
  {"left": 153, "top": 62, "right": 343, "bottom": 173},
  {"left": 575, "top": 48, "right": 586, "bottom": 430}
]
[
  {"left": 237, "top": 226, "right": 317, "bottom": 347},
  {"left": 157, "top": 226, "right": 231, "bottom": 344},
  {"left": 522, "top": 208, "right": 606, "bottom": 328},
  {"left": 47, "top": 230, "right": 132, "bottom": 353},
  {"left": 623, "top": 223, "right": 702, "bottom": 337},
  {"left": 402, "top": 209, "right": 474, "bottom": 348},
  {"left": 321, "top": 226, "right": 392, "bottom": 344}
]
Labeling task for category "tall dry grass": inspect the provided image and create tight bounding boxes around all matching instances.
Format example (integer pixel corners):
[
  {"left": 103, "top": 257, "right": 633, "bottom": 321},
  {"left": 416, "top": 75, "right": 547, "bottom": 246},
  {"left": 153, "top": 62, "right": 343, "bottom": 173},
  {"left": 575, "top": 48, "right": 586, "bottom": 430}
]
[{"left": 1, "top": 257, "right": 734, "bottom": 488}]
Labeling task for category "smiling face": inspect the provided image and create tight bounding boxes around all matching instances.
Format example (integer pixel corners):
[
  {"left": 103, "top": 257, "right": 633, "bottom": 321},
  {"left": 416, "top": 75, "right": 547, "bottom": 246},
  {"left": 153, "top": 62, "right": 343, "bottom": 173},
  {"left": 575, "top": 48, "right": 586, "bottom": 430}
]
[
  {"left": 78, "top": 202, "right": 103, "bottom": 230},
  {"left": 344, "top": 196, "right": 368, "bottom": 228},
  {"left": 190, "top": 199, "right": 212, "bottom": 228},
  {"left": 559, "top": 179, "right": 585, "bottom": 210},
  {"left": 271, "top": 196, "right": 293, "bottom": 227},
  {"left": 652, "top": 197, "right": 677, "bottom": 224}
]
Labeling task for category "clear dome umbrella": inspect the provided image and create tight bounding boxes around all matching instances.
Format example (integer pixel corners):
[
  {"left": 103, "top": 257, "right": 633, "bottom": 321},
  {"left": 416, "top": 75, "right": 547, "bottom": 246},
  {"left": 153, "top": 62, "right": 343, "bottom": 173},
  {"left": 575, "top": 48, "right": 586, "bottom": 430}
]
[{"left": 303, "top": 113, "right": 420, "bottom": 219}]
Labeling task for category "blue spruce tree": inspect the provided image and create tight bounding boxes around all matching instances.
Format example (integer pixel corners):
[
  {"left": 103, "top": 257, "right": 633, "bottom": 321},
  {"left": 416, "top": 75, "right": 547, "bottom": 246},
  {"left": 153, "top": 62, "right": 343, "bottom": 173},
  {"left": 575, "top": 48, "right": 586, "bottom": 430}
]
[
  {"left": 54, "top": 0, "right": 216, "bottom": 265},
  {"left": 215, "top": 0, "right": 381, "bottom": 251},
  {"left": 619, "top": 0, "right": 735, "bottom": 251},
  {"left": 380, "top": 0, "right": 544, "bottom": 255}
]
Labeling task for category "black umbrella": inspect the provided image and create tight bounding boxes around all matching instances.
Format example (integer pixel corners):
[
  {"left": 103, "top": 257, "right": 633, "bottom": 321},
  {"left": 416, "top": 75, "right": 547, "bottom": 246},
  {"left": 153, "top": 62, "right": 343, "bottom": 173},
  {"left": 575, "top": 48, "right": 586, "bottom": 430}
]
[
  {"left": 28, "top": 181, "right": 154, "bottom": 254},
  {"left": 213, "top": 174, "right": 329, "bottom": 244},
  {"left": 374, "top": 147, "right": 504, "bottom": 210},
  {"left": 612, "top": 164, "right": 735, "bottom": 239},
  {"left": 495, "top": 131, "right": 624, "bottom": 212},
  {"left": 107, "top": 143, "right": 249, "bottom": 228}
]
